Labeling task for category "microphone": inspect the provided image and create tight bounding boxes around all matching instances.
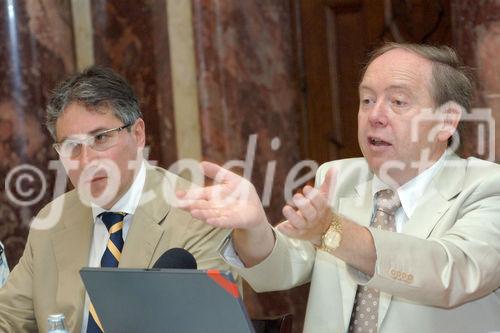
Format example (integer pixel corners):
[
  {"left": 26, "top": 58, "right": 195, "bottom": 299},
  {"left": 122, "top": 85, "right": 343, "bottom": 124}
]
[{"left": 152, "top": 248, "right": 197, "bottom": 269}]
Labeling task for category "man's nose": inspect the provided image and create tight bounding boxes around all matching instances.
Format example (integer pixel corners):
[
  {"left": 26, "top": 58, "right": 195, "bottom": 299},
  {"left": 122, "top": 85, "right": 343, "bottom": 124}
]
[
  {"left": 368, "top": 101, "right": 389, "bottom": 127},
  {"left": 77, "top": 144, "right": 94, "bottom": 165}
]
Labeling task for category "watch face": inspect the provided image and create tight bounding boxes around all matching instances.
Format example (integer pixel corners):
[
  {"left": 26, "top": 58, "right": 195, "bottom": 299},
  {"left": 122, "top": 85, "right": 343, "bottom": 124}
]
[{"left": 324, "top": 230, "right": 341, "bottom": 249}]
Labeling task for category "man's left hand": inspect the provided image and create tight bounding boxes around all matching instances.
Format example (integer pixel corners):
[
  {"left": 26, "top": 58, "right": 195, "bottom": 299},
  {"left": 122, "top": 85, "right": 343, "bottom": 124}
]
[{"left": 277, "top": 168, "right": 336, "bottom": 245}]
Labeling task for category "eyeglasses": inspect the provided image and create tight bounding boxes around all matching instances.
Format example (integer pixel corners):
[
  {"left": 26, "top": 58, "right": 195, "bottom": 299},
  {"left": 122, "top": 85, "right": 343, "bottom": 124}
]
[{"left": 53, "top": 123, "right": 132, "bottom": 158}]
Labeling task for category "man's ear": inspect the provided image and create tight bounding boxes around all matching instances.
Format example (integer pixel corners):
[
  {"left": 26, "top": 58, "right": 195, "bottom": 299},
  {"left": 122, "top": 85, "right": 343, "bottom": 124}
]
[
  {"left": 436, "top": 101, "right": 463, "bottom": 142},
  {"left": 133, "top": 118, "right": 146, "bottom": 148}
]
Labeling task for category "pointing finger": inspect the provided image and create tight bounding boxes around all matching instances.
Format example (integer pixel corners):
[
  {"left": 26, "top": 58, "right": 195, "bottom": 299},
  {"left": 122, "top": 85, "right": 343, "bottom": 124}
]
[{"left": 319, "top": 167, "right": 337, "bottom": 199}]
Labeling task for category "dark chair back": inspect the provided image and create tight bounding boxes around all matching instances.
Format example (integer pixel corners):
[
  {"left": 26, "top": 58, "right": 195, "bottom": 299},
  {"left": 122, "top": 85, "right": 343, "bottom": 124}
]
[{"left": 251, "top": 313, "right": 293, "bottom": 333}]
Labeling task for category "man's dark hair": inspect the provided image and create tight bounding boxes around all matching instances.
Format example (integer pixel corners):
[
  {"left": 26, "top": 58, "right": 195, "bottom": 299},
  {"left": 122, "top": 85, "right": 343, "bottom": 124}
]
[{"left": 46, "top": 66, "right": 142, "bottom": 140}]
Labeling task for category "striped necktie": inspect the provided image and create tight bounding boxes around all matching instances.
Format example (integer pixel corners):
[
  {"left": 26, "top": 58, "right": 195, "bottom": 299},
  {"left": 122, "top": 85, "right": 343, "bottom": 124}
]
[
  {"left": 348, "top": 189, "right": 401, "bottom": 333},
  {"left": 86, "top": 212, "right": 126, "bottom": 333}
]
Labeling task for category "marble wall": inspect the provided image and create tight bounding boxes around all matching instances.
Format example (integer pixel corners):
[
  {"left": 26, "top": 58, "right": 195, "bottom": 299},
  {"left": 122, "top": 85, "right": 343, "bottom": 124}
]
[
  {"left": 192, "top": 1, "right": 307, "bottom": 331},
  {"left": 91, "top": 0, "right": 177, "bottom": 166},
  {"left": 0, "top": 0, "right": 75, "bottom": 268},
  {"left": 452, "top": 0, "right": 500, "bottom": 162},
  {"left": 192, "top": 0, "right": 303, "bottom": 223}
]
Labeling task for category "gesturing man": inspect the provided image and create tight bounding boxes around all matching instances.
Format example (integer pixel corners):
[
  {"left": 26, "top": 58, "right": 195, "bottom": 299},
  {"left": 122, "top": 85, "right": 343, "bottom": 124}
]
[
  {"left": 0, "top": 67, "right": 232, "bottom": 332},
  {"left": 178, "top": 43, "right": 500, "bottom": 332}
]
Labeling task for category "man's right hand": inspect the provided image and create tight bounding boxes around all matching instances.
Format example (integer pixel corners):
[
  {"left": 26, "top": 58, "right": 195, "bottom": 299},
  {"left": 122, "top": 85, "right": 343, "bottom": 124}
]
[{"left": 176, "top": 161, "right": 275, "bottom": 266}]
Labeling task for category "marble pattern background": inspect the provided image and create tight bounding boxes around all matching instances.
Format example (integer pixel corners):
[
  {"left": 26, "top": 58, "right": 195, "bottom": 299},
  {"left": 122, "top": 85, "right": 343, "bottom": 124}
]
[
  {"left": 0, "top": 0, "right": 75, "bottom": 268},
  {"left": 192, "top": 0, "right": 303, "bottom": 223},
  {"left": 192, "top": 1, "right": 308, "bottom": 331},
  {"left": 91, "top": 0, "right": 177, "bottom": 167},
  {"left": 452, "top": 0, "right": 500, "bottom": 161}
]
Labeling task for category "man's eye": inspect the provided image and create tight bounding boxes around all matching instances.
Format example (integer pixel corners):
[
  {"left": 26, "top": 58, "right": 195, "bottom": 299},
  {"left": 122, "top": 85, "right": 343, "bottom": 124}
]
[
  {"left": 392, "top": 99, "right": 407, "bottom": 107},
  {"left": 361, "top": 98, "right": 374, "bottom": 105},
  {"left": 95, "top": 134, "right": 109, "bottom": 143}
]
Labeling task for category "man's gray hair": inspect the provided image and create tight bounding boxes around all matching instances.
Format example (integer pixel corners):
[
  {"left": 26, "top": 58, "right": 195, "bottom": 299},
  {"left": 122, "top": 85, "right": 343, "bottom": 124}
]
[
  {"left": 362, "top": 43, "right": 473, "bottom": 146},
  {"left": 46, "top": 66, "right": 142, "bottom": 140},
  {"left": 363, "top": 42, "right": 473, "bottom": 111}
]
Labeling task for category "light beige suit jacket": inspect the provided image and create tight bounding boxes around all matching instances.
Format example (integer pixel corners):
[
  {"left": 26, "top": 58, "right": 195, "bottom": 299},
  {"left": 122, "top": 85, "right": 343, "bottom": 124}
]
[
  {"left": 0, "top": 164, "right": 232, "bottom": 332},
  {"left": 231, "top": 154, "right": 500, "bottom": 333}
]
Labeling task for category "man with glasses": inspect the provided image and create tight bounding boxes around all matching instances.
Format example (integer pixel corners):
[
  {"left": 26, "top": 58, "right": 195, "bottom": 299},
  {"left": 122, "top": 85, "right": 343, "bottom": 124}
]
[{"left": 0, "top": 66, "right": 232, "bottom": 332}]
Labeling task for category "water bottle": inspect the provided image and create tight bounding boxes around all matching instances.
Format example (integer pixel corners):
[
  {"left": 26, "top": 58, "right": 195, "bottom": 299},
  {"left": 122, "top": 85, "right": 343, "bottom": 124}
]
[{"left": 47, "top": 313, "right": 69, "bottom": 333}]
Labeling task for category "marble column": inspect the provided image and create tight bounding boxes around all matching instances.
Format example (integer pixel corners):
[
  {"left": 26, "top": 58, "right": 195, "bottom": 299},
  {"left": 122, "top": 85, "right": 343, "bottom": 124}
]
[
  {"left": 90, "top": 0, "right": 177, "bottom": 167},
  {"left": 452, "top": 0, "right": 500, "bottom": 161},
  {"left": 192, "top": 1, "right": 307, "bottom": 332},
  {"left": 0, "top": 0, "right": 75, "bottom": 267}
]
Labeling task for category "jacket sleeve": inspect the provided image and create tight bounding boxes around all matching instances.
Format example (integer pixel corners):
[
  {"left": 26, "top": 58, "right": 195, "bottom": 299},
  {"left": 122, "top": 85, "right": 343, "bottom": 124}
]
[
  {"left": 182, "top": 214, "right": 234, "bottom": 271},
  {"left": 220, "top": 230, "right": 316, "bottom": 293},
  {"left": 0, "top": 232, "right": 37, "bottom": 332}
]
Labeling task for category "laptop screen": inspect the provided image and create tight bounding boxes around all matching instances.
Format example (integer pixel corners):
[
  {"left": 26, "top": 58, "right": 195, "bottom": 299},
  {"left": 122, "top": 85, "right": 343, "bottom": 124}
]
[{"left": 80, "top": 267, "right": 254, "bottom": 333}]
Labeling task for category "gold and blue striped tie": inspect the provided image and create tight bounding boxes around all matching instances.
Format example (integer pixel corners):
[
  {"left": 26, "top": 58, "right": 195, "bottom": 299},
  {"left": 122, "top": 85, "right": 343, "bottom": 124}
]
[{"left": 86, "top": 212, "right": 126, "bottom": 333}]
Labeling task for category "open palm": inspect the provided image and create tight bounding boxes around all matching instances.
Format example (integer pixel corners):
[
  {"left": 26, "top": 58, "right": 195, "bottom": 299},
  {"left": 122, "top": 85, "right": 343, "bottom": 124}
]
[{"left": 176, "top": 161, "right": 269, "bottom": 230}]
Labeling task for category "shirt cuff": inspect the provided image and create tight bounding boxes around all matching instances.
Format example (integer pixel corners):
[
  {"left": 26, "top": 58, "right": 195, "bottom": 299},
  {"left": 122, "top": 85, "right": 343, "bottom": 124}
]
[{"left": 219, "top": 233, "right": 246, "bottom": 268}]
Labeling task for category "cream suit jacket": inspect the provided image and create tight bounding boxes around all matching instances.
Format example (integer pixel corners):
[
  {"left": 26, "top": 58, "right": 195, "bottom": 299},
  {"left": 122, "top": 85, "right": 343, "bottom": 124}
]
[
  {"left": 0, "top": 164, "right": 232, "bottom": 332},
  {"left": 231, "top": 154, "right": 500, "bottom": 333}
]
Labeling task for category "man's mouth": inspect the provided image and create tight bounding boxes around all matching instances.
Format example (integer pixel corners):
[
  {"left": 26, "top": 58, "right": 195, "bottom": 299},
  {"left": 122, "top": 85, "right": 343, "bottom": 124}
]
[
  {"left": 89, "top": 175, "right": 107, "bottom": 183},
  {"left": 368, "top": 136, "right": 391, "bottom": 147}
]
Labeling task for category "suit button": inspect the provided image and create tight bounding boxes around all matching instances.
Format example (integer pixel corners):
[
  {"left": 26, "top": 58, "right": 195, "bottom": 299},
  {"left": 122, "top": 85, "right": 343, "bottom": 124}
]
[
  {"left": 408, "top": 274, "right": 414, "bottom": 283},
  {"left": 390, "top": 269, "right": 397, "bottom": 278}
]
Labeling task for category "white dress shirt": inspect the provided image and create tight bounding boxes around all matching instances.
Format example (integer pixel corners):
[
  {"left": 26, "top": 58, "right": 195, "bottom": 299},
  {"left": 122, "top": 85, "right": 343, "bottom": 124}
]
[
  {"left": 372, "top": 151, "right": 447, "bottom": 232},
  {"left": 80, "top": 161, "right": 146, "bottom": 333}
]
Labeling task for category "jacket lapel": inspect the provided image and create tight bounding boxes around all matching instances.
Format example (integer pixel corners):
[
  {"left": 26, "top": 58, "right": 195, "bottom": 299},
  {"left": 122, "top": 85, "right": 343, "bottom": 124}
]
[
  {"left": 402, "top": 154, "right": 465, "bottom": 238},
  {"left": 338, "top": 179, "right": 374, "bottom": 331},
  {"left": 119, "top": 166, "right": 171, "bottom": 268}
]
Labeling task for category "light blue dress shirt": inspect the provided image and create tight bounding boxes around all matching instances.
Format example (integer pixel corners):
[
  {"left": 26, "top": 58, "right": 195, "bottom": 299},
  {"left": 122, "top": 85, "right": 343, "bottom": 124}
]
[{"left": 0, "top": 241, "right": 9, "bottom": 287}]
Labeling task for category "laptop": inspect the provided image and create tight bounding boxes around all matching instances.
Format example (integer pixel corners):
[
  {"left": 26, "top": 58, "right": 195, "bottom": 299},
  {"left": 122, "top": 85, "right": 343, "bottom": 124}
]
[{"left": 80, "top": 267, "right": 255, "bottom": 333}]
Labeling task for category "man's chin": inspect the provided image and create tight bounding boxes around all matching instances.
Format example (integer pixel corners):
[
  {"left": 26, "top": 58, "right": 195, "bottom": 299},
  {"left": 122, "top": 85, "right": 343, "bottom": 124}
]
[
  {"left": 367, "top": 156, "right": 410, "bottom": 186},
  {"left": 76, "top": 182, "right": 120, "bottom": 209},
  {"left": 89, "top": 192, "right": 118, "bottom": 209}
]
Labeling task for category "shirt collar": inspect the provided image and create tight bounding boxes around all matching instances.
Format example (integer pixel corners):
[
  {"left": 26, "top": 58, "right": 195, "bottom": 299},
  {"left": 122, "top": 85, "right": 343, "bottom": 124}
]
[
  {"left": 372, "top": 150, "right": 448, "bottom": 219},
  {"left": 91, "top": 160, "right": 147, "bottom": 221}
]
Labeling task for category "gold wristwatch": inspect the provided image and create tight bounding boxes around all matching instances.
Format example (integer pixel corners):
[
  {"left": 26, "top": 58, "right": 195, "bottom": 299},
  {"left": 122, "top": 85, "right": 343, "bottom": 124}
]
[{"left": 319, "top": 213, "right": 343, "bottom": 254}]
